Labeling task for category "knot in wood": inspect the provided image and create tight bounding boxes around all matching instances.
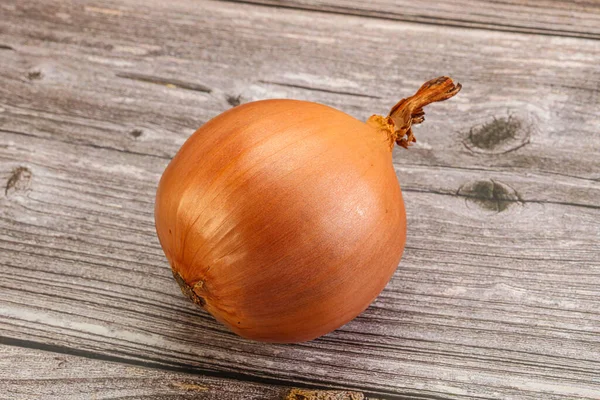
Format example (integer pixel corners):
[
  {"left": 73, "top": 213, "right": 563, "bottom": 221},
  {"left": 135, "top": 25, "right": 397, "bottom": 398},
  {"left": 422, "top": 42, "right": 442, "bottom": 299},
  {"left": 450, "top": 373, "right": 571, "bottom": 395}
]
[
  {"left": 458, "top": 179, "right": 521, "bottom": 213},
  {"left": 464, "top": 115, "right": 531, "bottom": 154}
]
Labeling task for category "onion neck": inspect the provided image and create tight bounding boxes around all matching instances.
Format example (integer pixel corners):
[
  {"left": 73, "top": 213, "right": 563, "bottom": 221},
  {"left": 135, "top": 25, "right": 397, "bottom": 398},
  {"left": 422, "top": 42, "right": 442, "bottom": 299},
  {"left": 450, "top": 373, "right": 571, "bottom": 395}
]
[{"left": 367, "top": 76, "right": 461, "bottom": 149}]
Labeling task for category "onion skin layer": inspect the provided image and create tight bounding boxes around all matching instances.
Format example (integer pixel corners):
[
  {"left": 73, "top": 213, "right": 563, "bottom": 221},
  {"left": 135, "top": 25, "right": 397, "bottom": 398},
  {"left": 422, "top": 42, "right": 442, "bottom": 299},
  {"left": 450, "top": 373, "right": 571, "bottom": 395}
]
[{"left": 155, "top": 77, "right": 460, "bottom": 343}]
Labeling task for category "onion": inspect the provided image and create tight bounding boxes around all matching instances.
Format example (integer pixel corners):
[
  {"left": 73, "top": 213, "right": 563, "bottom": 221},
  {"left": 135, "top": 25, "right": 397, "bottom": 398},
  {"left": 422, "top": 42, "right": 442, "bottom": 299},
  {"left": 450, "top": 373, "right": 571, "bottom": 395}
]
[{"left": 155, "top": 77, "right": 461, "bottom": 343}]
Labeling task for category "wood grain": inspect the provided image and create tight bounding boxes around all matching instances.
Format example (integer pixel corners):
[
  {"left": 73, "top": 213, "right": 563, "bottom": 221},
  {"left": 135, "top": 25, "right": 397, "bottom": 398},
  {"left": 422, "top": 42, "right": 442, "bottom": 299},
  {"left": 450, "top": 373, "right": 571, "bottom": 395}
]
[
  {"left": 1, "top": 0, "right": 599, "bottom": 182},
  {"left": 0, "top": 345, "right": 365, "bottom": 400},
  {"left": 229, "top": 0, "right": 600, "bottom": 40},
  {"left": 1, "top": 0, "right": 600, "bottom": 399}
]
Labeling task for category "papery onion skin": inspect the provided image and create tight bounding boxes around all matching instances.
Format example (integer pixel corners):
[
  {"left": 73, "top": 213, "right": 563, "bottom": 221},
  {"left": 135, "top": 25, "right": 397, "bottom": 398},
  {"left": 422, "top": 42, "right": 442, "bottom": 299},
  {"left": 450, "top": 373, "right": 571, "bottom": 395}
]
[{"left": 155, "top": 77, "right": 460, "bottom": 343}]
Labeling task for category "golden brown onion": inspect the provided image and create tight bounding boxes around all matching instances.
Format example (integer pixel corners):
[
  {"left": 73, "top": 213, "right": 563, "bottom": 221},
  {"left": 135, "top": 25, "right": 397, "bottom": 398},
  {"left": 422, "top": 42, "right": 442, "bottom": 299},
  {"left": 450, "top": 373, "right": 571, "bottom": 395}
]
[{"left": 155, "top": 77, "right": 461, "bottom": 342}]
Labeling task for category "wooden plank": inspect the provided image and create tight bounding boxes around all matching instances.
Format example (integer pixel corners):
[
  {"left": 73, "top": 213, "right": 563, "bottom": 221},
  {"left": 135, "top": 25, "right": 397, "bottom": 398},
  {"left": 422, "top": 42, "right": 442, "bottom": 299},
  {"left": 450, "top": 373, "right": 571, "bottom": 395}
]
[
  {"left": 228, "top": 0, "right": 600, "bottom": 40},
  {"left": 0, "top": 0, "right": 599, "bottom": 399},
  {"left": 2, "top": 121, "right": 600, "bottom": 399},
  {"left": 0, "top": 344, "right": 365, "bottom": 400},
  {"left": 1, "top": 0, "right": 599, "bottom": 183}
]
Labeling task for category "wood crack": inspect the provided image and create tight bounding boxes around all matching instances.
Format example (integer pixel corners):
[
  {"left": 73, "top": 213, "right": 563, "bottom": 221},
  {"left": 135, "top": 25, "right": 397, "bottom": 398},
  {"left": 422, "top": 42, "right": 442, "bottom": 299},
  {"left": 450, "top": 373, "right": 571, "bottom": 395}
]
[
  {"left": 401, "top": 187, "right": 600, "bottom": 211},
  {"left": 0, "top": 128, "right": 172, "bottom": 160},
  {"left": 259, "top": 80, "right": 382, "bottom": 99},
  {"left": 396, "top": 162, "right": 600, "bottom": 184},
  {"left": 116, "top": 72, "right": 212, "bottom": 93}
]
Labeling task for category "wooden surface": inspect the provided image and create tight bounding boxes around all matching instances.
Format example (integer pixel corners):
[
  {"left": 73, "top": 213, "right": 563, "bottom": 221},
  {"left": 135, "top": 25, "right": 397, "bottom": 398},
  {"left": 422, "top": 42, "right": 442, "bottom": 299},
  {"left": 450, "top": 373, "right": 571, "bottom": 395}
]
[
  {"left": 236, "top": 0, "right": 600, "bottom": 39},
  {"left": 0, "top": 345, "right": 364, "bottom": 400},
  {"left": 1, "top": 0, "right": 599, "bottom": 399}
]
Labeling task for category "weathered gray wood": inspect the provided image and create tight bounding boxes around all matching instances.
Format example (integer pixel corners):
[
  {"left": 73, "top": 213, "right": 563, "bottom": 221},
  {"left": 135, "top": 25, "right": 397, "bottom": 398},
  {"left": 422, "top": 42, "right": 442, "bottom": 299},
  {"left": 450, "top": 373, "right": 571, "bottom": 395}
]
[
  {"left": 3, "top": 128, "right": 599, "bottom": 399},
  {"left": 1, "top": 0, "right": 599, "bottom": 183},
  {"left": 1, "top": 0, "right": 600, "bottom": 399},
  {"left": 229, "top": 0, "right": 600, "bottom": 40},
  {"left": 0, "top": 345, "right": 365, "bottom": 400}
]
